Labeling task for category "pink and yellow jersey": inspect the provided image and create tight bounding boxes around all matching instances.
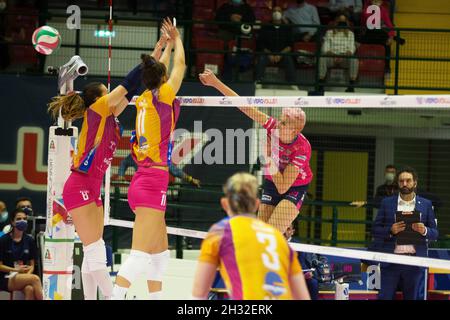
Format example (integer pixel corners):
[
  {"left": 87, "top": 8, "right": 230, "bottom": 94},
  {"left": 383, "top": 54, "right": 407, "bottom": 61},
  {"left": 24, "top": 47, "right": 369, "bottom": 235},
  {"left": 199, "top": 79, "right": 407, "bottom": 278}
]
[
  {"left": 199, "top": 215, "right": 302, "bottom": 300},
  {"left": 263, "top": 116, "right": 313, "bottom": 187},
  {"left": 132, "top": 83, "right": 181, "bottom": 167},
  {"left": 72, "top": 95, "right": 121, "bottom": 179}
]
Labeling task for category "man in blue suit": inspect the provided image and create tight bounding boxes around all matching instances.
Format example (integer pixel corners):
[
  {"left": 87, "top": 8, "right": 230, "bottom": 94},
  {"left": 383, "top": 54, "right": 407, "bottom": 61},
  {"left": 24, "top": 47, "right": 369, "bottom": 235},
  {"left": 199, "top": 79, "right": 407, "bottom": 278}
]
[{"left": 372, "top": 167, "right": 438, "bottom": 300}]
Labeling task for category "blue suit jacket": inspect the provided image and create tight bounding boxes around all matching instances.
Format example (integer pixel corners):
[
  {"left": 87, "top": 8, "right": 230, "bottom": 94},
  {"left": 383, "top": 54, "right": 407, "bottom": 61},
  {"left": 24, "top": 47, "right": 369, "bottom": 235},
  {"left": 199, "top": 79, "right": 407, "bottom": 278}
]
[{"left": 372, "top": 195, "right": 438, "bottom": 258}]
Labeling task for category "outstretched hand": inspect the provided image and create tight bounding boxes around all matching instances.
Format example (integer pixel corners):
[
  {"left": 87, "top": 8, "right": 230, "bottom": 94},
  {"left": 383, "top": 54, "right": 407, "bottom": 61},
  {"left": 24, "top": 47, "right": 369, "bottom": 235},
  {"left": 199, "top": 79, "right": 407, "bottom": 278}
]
[
  {"left": 161, "top": 17, "right": 180, "bottom": 40},
  {"left": 198, "top": 69, "right": 219, "bottom": 87}
]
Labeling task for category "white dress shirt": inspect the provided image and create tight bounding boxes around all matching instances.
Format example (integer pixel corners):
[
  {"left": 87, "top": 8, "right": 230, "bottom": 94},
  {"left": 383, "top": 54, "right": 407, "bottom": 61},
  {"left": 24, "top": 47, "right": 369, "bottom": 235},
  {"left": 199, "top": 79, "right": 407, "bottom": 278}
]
[{"left": 394, "top": 195, "right": 427, "bottom": 254}]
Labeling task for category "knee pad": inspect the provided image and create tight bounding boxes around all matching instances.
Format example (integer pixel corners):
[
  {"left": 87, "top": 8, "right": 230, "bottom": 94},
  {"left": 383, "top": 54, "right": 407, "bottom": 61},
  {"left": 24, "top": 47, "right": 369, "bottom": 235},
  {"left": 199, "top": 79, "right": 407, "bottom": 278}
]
[
  {"left": 117, "top": 250, "right": 151, "bottom": 284},
  {"left": 83, "top": 239, "right": 107, "bottom": 272},
  {"left": 146, "top": 250, "right": 170, "bottom": 282}
]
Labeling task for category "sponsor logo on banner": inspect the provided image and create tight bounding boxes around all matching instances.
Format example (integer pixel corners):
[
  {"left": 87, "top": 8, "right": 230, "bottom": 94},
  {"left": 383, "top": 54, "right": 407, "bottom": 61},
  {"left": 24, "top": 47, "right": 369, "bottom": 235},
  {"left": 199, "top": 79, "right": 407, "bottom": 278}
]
[
  {"left": 44, "top": 247, "right": 56, "bottom": 266},
  {"left": 380, "top": 96, "right": 397, "bottom": 106},
  {"left": 49, "top": 139, "right": 57, "bottom": 153},
  {"left": 326, "top": 98, "right": 362, "bottom": 105},
  {"left": 219, "top": 97, "right": 233, "bottom": 105},
  {"left": 416, "top": 97, "right": 450, "bottom": 105},
  {"left": 246, "top": 97, "right": 278, "bottom": 105},
  {"left": 294, "top": 97, "right": 309, "bottom": 106},
  {"left": 181, "top": 97, "right": 205, "bottom": 105}
]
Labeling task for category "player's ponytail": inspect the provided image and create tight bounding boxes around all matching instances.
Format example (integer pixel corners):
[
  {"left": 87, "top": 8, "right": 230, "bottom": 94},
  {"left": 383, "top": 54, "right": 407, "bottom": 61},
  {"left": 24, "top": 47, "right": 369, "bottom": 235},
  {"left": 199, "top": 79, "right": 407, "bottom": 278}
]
[
  {"left": 47, "top": 82, "right": 104, "bottom": 121},
  {"left": 223, "top": 173, "right": 259, "bottom": 215}
]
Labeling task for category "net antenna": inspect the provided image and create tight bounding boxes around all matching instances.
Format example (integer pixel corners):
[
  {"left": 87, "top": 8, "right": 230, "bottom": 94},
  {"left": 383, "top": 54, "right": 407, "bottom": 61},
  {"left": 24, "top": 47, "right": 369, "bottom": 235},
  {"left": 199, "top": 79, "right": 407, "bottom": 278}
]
[{"left": 43, "top": 55, "right": 88, "bottom": 300}]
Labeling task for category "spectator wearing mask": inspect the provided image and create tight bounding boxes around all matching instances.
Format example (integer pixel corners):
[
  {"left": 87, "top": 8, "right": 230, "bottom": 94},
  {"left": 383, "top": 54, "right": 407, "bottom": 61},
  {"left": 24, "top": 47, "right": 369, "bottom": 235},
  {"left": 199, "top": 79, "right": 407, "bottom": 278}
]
[
  {"left": 0, "top": 208, "right": 43, "bottom": 300},
  {"left": 16, "top": 197, "right": 33, "bottom": 211},
  {"left": 318, "top": 14, "right": 358, "bottom": 92},
  {"left": 256, "top": 6, "right": 296, "bottom": 85},
  {"left": 215, "top": 0, "right": 256, "bottom": 42},
  {"left": 329, "top": 0, "right": 362, "bottom": 25},
  {"left": 361, "top": 0, "right": 400, "bottom": 74},
  {"left": 283, "top": 0, "right": 321, "bottom": 42}
]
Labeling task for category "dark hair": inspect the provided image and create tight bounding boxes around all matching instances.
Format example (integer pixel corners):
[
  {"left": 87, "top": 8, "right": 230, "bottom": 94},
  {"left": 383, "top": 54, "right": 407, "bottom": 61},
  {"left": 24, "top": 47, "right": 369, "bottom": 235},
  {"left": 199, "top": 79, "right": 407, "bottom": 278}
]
[
  {"left": 385, "top": 164, "right": 396, "bottom": 170},
  {"left": 141, "top": 54, "right": 167, "bottom": 90},
  {"left": 15, "top": 197, "right": 32, "bottom": 208},
  {"left": 10, "top": 208, "right": 28, "bottom": 223},
  {"left": 396, "top": 166, "right": 418, "bottom": 182},
  {"left": 47, "top": 82, "right": 104, "bottom": 121}
]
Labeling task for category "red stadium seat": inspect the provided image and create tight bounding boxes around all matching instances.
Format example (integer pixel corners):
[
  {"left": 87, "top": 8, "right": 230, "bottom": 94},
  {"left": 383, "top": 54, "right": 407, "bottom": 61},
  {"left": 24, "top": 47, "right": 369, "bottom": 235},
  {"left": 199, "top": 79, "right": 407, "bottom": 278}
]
[
  {"left": 216, "top": 0, "right": 229, "bottom": 9},
  {"left": 228, "top": 38, "right": 256, "bottom": 52},
  {"left": 193, "top": 0, "right": 215, "bottom": 9},
  {"left": 193, "top": 7, "right": 215, "bottom": 21},
  {"left": 294, "top": 42, "right": 318, "bottom": 67},
  {"left": 254, "top": 7, "right": 272, "bottom": 22},
  {"left": 275, "top": 0, "right": 297, "bottom": 9},
  {"left": 357, "top": 44, "right": 385, "bottom": 74},
  {"left": 192, "top": 38, "right": 225, "bottom": 75}
]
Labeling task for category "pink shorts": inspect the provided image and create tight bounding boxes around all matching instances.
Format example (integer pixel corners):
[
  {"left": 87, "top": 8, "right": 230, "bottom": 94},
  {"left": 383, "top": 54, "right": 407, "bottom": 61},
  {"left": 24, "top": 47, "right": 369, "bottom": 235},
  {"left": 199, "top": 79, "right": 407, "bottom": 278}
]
[
  {"left": 62, "top": 172, "right": 103, "bottom": 212},
  {"left": 128, "top": 166, "right": 169, "bottom": 212}
]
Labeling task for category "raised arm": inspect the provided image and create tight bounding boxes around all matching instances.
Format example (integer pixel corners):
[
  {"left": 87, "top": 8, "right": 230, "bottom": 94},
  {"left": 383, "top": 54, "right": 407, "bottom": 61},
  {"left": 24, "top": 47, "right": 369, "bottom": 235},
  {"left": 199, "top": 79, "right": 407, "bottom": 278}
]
[
  {"left": 198, "top": 69, "right": 269, "bottom": 126},
  {"left": 163, "top": 18, "right": 186, "bottom": 94}
]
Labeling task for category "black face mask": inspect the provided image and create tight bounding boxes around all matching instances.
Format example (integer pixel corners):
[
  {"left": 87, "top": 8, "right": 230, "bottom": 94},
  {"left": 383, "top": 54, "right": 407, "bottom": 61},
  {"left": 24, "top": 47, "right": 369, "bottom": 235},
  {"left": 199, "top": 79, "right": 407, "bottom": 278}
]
[
  {"left": 400, "top": 186, "right": 415, "bottom": 195},
  {"left": 337, "top": 22, "right": 348, "bottom": 27}
]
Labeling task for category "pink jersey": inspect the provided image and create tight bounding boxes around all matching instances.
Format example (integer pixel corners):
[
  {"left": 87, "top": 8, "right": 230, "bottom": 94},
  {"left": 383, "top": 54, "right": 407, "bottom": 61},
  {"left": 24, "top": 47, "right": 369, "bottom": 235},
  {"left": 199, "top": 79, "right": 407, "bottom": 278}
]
[{"left": 263, "top": 117, "right": 313, "bottom": 187}]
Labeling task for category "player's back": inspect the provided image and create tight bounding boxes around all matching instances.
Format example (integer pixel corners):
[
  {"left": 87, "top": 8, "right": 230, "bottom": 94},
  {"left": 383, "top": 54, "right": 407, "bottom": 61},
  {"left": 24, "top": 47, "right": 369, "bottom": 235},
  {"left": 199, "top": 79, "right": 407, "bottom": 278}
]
[{"left": 210, "top": 215, "right": 300, "bottom": 300}]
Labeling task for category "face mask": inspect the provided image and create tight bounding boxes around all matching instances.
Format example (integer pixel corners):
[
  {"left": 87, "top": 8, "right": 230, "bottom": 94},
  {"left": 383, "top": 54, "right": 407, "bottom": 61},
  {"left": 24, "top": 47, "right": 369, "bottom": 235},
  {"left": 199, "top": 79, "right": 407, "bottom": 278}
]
[
  {"left": 15, "top": 220, "right": 28, "bottom": 232},
  {"left": 0, "top": 211, "right": 8, "bottom": 223},
  {"left": 385, "top": 172, "right": 395, "bottom": 183},
  {"left": 273, "top": 11, "right": 282, "bottom": 21},
  {"left": 400, "top": 186, "right": 415, "bottom": 195},
  {"left": 0, "top": 2, "right": 6, "bottom": 10},
  {"left": 337, "top": 21, "right": 347, "bottom": 27}
]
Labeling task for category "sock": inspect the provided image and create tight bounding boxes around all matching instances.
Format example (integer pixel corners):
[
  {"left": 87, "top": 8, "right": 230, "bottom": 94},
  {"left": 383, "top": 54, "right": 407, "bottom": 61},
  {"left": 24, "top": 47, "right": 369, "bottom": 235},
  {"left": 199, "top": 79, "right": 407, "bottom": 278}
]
[
  {"left": 83, "top": 239, "right": 113, "bottom": 299},
  {"left": 112, "top": 285, "right": 128, "bottom": 300},
  {"left": 82, "top": 271, "right": 98, "bottom": 300}
]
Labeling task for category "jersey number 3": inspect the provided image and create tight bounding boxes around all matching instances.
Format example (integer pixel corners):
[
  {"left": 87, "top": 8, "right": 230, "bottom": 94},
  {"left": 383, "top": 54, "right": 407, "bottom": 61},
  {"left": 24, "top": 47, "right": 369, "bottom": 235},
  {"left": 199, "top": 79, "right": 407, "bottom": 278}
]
[{"left": 256, "top": 232, "right": 280, "bottom": 271}]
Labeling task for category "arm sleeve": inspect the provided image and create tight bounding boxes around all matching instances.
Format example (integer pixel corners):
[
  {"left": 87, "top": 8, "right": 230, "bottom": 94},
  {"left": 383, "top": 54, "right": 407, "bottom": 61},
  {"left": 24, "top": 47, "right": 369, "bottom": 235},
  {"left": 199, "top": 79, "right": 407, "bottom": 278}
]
[
  {"left": 372, "top": 199, "right": 392, "bottom": 240},
  {"left": 322, "top": 31, "right": 331, "bottom": 53},
  {"left": 348, "top": 32, "right": 356, "bottom": 54}
]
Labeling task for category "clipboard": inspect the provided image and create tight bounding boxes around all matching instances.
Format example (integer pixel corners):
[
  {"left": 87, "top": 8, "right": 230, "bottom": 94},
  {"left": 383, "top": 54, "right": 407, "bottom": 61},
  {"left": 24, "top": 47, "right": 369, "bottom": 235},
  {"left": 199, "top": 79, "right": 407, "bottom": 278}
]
[{"left": 395, "top": 210, "right": 423, "bottom": 245}]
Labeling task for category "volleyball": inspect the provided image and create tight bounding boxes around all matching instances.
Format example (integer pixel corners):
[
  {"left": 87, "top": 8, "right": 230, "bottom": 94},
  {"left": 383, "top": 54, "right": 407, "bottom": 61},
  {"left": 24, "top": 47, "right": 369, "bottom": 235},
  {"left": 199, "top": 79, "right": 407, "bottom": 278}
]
[{"left": 32, "top": 26, "right": 61, "bottom": 55}]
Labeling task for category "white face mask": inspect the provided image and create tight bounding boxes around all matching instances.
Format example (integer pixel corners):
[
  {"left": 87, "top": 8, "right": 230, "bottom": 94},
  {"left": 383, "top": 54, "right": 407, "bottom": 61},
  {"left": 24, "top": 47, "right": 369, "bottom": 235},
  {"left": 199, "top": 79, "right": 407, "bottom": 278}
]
[
  {"left": 272, "top": 11, "right": 282, "bottom": 21},
  {"left": 0, "top": 2, "right": 6, "bottom": 10},
  {"left": 385, "top": 172, "right": 395, "bottom": 183}
]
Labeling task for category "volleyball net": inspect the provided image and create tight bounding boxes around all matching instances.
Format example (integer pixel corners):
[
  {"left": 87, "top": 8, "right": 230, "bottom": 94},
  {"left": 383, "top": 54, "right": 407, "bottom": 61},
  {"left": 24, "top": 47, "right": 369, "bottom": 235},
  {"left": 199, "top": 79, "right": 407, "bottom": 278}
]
[{"left": 101, "top": 94, "right": 450, "bottom": 295}]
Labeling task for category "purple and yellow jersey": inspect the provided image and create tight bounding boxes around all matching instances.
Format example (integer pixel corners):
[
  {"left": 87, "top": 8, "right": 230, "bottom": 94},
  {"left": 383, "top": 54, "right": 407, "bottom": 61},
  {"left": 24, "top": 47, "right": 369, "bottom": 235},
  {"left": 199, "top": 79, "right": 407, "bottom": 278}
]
[
  {"left": 72, "top": 95, "right": 121, "bottom": 179},
  {"left": 132, "top": 83, "right": 181, "bottom": 167},
  {"left": 199, "top": 215, "right": 302, "bottom": 300}
]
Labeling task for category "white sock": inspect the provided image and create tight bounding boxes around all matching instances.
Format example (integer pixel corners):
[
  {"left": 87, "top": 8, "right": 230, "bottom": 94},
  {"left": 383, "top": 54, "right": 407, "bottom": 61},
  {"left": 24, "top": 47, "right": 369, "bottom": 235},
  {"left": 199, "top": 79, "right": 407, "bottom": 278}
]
[
  {"left": 91, "top": 269, "right": 113, "bottom": 299},
  {"left": 148, "top": 291, "right": 162, "bottom": 300},
  {"left": 82, "top": 272, "right": 98, "bottom": 300},
  {"left": 112, "top": 285, "right": 128, "bottom": 300}
]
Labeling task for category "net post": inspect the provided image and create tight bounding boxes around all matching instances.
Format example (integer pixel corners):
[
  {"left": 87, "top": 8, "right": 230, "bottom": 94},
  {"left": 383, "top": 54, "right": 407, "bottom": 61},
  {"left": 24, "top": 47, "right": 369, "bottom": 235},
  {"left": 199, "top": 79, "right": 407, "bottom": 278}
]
[{"left": 331, "top": 206, "right": 339, "bottom": 247}]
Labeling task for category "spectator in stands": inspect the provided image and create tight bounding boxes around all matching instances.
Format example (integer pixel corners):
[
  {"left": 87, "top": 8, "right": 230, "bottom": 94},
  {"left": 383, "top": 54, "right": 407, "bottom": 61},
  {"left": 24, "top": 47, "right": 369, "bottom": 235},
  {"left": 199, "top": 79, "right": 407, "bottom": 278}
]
[
  {"left": 318, "top": 14, "right": 358, "bottom": 92},
  {"left": 329, "top": 0, "right": 362, "bottom": 25},
  {"left": 117, "top": 153, "right": 201, "bottom": 187},
  {"left": 0, "top": 208, "right": 43, "bottom": 300},
  {"left": 0, "top": 201, "right": 8, "bottom": 237},
  {"left": 283, "top": 0, "right": 321, "bottom": 42},
  {"left": 256, "top": 6, "right": 296, "bottom": 86},
  {"left": 0, "top": 0, "right": 10, "bottom": 70},
  {"left": 361, "top": 0, "right": 401, "bottom": 74},
  {"left": 373, "top": 167, "right": 438, "bottom": 300},
  {"left": 215, "top": 0, "right": 256, "bottom": 42}
]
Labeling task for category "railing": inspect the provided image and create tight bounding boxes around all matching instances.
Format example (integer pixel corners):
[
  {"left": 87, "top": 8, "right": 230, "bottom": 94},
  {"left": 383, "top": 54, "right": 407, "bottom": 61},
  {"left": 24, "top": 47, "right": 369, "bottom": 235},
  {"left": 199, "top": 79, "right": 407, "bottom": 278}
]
[{"left": 2, "top": 9, "right": 450, "bottom": 93}]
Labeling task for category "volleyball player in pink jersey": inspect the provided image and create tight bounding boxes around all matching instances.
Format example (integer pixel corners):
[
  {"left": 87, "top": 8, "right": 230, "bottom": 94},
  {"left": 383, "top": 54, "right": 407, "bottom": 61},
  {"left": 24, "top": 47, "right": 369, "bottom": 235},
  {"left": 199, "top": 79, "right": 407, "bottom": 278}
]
[
  {"left": 112, "top": 18, "right": 186, "bottom": 300},
  {"left": 199, "top": 69, "right": 313, "bottom": 233},
  {"left": 47, "top": 32, "right": 171, "bottom": 300}
]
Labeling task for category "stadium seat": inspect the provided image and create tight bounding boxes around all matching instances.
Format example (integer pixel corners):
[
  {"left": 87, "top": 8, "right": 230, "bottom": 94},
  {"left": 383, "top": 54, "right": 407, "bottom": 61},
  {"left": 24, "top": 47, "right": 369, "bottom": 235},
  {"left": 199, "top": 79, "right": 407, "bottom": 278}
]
[
  {"left": 357, "top": 44, "right": 386, "bottom": 77},
  {"left": 228, "top": 38, "right": 257, "bottom": 52},
  {"left": 294, "top": 42, "right": 318, "bottom": 67},
  {"left": 254, "top": 7, "right": 272, "bottom": 23},
  {"left": 192, "top": 38, "right": 225, "bottom": 75},
  {"left": 193, "top": 7, "right": 215, "bottom": 21},
  {"left": 193, "top": 0, "right": 215, "bottom": 9}
]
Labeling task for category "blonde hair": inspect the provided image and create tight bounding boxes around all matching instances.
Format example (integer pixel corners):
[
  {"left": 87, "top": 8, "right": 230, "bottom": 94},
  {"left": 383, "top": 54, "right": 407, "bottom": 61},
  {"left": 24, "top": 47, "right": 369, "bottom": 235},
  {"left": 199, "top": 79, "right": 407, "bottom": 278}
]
[
  {"left": 282, "top": 107, "right": 306, "bottom": 132},
  {"left": 47, "top": 92, "right": 86, "bottom": 121},
  {"left": 223, "top": 173, "right": 259, "bottom": 215}
]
